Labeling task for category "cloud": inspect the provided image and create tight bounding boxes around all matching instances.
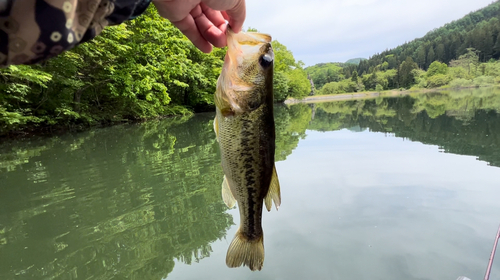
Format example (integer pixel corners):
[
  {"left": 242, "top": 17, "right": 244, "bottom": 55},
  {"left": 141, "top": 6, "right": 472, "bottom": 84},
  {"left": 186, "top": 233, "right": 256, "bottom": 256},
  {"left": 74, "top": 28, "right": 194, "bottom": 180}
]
[{"left": 244, "top": 0, "right": 494, "bottom": 66}]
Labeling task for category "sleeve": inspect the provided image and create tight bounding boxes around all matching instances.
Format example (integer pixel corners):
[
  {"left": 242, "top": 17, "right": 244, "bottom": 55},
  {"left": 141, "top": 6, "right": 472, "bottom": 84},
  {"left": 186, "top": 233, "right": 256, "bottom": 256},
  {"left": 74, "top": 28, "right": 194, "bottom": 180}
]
[{"left": 0, "top": 0, "right": 152, "bottom": 66}]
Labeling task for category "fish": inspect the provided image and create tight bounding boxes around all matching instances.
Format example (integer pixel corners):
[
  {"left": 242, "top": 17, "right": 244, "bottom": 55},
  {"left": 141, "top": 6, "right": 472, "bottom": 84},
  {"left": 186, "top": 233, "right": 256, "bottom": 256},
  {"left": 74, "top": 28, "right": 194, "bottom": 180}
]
[{"left": 213, "top": 28, "right": 281, "bottom": 271}]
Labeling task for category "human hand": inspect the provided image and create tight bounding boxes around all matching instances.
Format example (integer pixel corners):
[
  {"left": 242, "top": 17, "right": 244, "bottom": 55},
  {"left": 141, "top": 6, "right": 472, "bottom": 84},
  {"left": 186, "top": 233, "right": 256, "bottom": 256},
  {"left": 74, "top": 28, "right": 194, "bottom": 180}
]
[{"left": 152, "top": 0, "right": 246, "bottom": 53}]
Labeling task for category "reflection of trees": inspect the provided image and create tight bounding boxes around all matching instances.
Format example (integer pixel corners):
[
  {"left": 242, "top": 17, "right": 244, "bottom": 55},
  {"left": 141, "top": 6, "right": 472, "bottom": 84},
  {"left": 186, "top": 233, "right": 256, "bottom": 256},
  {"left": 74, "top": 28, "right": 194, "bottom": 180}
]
[
  {"left": 0, "top": 114, "right": 233, "bottom": 280},
  {"left": 0, "top": 104, "right": 318, "bottom": 280},
  {"left": 4, "top": 88, "right": 499, "bottom": 279},
  {"left": 307, "top": 89, "right": 500, "bottom": 167},
  {"left": 274, "top": 104, "right": 312, "bottom": 161}
]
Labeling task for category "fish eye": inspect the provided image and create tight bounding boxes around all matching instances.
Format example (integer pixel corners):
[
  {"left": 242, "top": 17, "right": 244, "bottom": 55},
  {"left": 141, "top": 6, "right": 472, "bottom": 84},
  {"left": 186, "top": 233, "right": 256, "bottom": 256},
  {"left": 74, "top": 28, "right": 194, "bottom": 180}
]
[{"left": 259, "top": 54, "right": 273, "bottom": 68}]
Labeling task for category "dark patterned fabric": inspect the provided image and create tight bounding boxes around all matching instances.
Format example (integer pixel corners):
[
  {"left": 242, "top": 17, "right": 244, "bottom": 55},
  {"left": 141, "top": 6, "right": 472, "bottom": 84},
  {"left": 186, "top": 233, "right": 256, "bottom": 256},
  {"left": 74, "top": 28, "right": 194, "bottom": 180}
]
[{"left": 0, "top": 0, "right": 151, "bottom": 66}]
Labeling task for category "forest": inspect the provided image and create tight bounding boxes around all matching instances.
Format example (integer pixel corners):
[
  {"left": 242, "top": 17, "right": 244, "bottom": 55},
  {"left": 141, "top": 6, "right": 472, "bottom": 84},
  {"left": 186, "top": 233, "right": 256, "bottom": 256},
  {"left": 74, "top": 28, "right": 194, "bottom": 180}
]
[
  {"left": 306, "top": 0, "right": 500, "bottom": 96},
  {"left": 0, "top": 7, "right": 311, "bottom": 136}
]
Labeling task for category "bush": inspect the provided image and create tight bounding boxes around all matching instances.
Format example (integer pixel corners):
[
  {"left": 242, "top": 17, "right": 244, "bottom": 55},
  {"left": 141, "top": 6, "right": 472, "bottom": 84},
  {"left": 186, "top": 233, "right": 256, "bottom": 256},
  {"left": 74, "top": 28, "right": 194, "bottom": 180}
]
[
  {"left": 427, "top": 61, "right": 448, "bottom": 77},
  {"left": 448, "top": 67, "right": 470, "bottom": 79},
  {"left": 473, "top": 76, "right": 495, "bottom": 87},
  {"left": 448, "top": 78, "right": 474, "bottom": 88},
  {"left": 320, "top": 80, "right": 357, "bottom": 95},
  {"left": 427, "top": 74, "right": 452, "bottom": 88}
]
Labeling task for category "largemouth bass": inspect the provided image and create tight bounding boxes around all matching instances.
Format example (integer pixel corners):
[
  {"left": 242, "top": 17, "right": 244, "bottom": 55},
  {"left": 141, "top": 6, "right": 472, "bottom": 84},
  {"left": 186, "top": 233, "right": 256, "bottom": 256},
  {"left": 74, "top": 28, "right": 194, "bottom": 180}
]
[{"left": 213, "top": 29, "right": 281, "bottom": 271}]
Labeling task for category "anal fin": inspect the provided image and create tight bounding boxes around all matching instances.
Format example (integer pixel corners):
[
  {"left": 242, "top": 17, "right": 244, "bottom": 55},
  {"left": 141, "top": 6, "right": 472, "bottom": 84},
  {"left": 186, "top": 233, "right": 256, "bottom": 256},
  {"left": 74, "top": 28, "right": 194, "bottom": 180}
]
[
  {"left": 264, "top": 165, "right": 281, "bottom": 211},
  {"left": 222, "top": 175, "right": 237, "bottom": 208}
]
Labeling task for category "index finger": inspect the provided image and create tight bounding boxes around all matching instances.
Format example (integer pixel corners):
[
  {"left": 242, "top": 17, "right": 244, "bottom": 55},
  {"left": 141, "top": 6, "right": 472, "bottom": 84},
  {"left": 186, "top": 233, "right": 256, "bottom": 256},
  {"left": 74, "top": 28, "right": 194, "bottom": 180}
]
[
  {"left": 204, "top": 0, "right": 246, "bottom": 33},
  {"left": 225, "top": 0, "right": 245, "bottom": 33}
]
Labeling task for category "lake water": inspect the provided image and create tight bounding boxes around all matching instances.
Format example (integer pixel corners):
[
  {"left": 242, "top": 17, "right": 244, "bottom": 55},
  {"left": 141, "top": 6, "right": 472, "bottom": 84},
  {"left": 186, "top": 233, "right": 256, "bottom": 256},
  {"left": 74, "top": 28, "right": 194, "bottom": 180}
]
[{"left": 1, "top": 88, "right": 500, "bottom": 280}]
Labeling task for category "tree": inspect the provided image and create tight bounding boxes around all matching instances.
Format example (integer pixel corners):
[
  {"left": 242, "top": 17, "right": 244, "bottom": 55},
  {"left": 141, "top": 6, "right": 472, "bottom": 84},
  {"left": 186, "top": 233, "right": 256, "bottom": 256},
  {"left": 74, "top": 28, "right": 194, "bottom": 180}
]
[
  {"left": 351, "top": 70, "right": 358, "bottom": 82},
  {"left": 427, "top": 61, "right": 448, "bottom": 77},
  {"left": 436, "top": 44, "right": 446, "bottom": 61},
  {"left": 493, "top": 35, "right": 500, "bottom": 59},
  {"left": 416, "top": 46, "right": 426, "bottom": 68},
  {"left": 399, "top": 57, "right": 418, "bottom": 88},
  {"left": 272, "top": 40, "right": 311, "bottom": 100},
  {"left": 427, "top": 47, "right": 435, "bottom": 67},
  {"left": 450, "top": 48, "right": 480, "bottom": 76}
]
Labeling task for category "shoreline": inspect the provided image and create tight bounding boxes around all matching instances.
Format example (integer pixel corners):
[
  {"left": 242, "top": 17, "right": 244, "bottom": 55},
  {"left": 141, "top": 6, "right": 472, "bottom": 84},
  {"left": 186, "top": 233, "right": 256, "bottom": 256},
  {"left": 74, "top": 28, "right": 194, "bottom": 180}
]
[
  {"left": 1, "top": 86, "right": 493, "bottom": 139},
  {"left": 284, "top": 86, "right": 493, "bottom": 104},
  {"left": 284, "top": 90, "right": 411, "bottom": 104}
]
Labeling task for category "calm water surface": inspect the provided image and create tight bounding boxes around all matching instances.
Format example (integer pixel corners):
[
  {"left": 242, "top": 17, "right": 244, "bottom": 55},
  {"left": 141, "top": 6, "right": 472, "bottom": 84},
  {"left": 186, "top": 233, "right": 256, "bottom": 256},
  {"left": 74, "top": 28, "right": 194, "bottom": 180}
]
[{"left": 1, "top": 88, "right": 500, "bottom": 280}]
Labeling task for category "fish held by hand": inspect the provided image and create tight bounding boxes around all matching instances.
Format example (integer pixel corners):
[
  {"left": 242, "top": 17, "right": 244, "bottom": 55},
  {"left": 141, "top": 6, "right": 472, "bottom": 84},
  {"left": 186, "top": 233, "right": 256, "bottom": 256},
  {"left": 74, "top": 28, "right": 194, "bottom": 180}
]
[{"left": 214, "top": 28, "right": 281, "bottom": 271}]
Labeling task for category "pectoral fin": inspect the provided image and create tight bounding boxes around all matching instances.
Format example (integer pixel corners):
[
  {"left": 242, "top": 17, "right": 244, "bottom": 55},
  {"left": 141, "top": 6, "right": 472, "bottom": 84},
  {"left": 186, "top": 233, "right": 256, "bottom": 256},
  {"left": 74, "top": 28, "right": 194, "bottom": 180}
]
[
  {"left": 264, "top": 165, "right": 281, "bottom": 211},
  {"left": 214, "top": 116, "right": 219, "bottom": 142},
  {"left": 222, "top": 175, "right": 237, "bottom": 208}
]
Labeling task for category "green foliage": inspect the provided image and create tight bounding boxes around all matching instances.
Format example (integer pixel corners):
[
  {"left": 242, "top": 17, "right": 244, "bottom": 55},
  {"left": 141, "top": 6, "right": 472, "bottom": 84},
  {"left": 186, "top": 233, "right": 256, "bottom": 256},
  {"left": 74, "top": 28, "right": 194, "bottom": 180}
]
[
  {"left": 356, "top": 1, "right": 500, "bottom": 72},
  {"left": 449, "top": 78, "right": 474, "bottom": 88},
  {"left": 473, "top": 75, "right": 495, "bottom": 87},
  {"left": 483, "top": 60, "right": 500, "bottom": 76},
  {"left": 450, "top": 48, "right": 480, "bottom": 76},
  {"left": 427, "top": 61, "right": 448, "bottom": 77},
  {"left": 273, "top": 71, "right": 290, "bottom": 102},
  {"left": 427, "top": 74, "right": 452, "bottom": 88},
  {"left": 305, "top": 1, "right": 500, "bottom": 94},
  {"left": 448, "top": 66, "right": 470, "bottom": 79},
  {"left": 272, "top": 40, "right": 311, "bottom": 100},
  {"left": 351, "top": 70, "right": 358, "bottom": 82},
  {"left": 287, "top": 68, "right": 312, "bottom": 99},
  {"left": 399, "top": 57, "right": 419, "bottom": 89},
  {"left": 345, "top": 58, "right": 367, "bottom": 65},
  {"left": 0, "top": 6, "right": 304, "bottom": 134},
  {"left": 305, "top": 63, "right": 344, "bottom": 89},
  {"left": 320, "top": 79, "right": 357, "bottom": 95}
]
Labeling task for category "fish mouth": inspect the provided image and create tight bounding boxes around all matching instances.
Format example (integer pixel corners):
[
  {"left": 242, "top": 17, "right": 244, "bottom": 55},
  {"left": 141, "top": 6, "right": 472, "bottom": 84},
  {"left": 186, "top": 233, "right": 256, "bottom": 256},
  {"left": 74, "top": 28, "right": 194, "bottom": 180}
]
[
  {"left": 225, "top": 28, "right": 272, "bottom": 67},
  {"left": 218, "top": 29, "right": 273, "bottom": 115},
  {"left": 227, "top": 28, "right": 272, "bottom": 47}
]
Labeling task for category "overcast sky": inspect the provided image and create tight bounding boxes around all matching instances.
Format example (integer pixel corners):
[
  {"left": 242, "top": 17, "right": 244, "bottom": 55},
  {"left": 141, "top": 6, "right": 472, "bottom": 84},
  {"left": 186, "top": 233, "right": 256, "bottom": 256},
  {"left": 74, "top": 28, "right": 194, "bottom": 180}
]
[{"left": 243, "top": 0, "right": 494, "bottom": 66}]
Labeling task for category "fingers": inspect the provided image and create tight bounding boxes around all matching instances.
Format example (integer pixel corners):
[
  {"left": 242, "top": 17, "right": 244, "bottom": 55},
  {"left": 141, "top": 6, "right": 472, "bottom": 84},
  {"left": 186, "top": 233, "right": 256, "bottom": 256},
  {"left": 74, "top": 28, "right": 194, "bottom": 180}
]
[
  {"left": 204, "top": 0, "right": 245, "bottom": 33},
  {"left": 154, "top": 0, "right": 247, "bottom": 52},
  {"left": 197, "top": 3, "right": 227, "bottom": 48},
  {"left": 225, "top": 0, "right": 245, "bottom": 33},
  {"left": 153, "top": 0, "right": 199, "bottom": 22},
  {"left": 171, "top": 13, "right": 213, "bottom": 53}
]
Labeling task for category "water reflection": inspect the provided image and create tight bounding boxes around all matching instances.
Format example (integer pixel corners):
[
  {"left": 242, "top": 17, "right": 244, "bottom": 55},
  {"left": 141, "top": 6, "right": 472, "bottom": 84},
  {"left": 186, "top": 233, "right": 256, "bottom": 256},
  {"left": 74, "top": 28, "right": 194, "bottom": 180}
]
[
  {"left": 0, "top": 88, "right": 500, "bottom": 279},
  {"left": 0, "top": 115, "right": 233, "bottom": 279},
  {"left": 307, "top": 88, "right": 500, "bottom": 167}
]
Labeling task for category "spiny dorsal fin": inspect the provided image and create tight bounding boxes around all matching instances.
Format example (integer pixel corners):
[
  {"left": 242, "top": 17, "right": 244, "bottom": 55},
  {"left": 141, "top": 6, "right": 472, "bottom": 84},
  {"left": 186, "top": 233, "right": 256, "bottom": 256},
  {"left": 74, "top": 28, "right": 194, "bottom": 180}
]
[
  {"left": 222, "top": 175, "right": 237, "bottom": 208},
  {"left": 264, "top": 165, "right": 281, "bottom": 211}
]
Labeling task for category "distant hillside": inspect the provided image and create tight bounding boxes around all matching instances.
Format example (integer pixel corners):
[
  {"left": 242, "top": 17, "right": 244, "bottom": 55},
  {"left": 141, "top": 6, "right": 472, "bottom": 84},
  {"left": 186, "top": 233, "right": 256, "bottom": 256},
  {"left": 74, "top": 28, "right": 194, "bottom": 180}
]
[
  {"left": 306, "top": 1, "right": 500, "bottom": 93},
  {"left": 356, "top": 0, "right": 500, "bottom": 73},
  {"left": 305, "top": 62, "right": 344, "bottom": 89},
  {"left": 345, "top": 58, "right": 366, "bottom": 65}
]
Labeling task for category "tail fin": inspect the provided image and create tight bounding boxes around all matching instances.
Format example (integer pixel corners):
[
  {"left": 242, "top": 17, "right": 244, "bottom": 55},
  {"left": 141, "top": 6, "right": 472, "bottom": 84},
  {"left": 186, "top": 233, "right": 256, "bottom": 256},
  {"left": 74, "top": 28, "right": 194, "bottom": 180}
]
[{"left": 226, "top": 229, "right": 264, "bottom": 271}]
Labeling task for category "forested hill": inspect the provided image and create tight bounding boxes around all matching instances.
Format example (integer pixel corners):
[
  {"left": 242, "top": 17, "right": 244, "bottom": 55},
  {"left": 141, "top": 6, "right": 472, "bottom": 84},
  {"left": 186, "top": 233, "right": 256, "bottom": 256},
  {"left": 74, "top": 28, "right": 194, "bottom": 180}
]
[
  {"left": 358, "top": 0, "right": 500, "bottom": 73},
  {"left": 307, "top": 1, "right": 500, "bottom": 96},
  {"left": 345, "top": 58, "right": 366, "bottom": 65}
]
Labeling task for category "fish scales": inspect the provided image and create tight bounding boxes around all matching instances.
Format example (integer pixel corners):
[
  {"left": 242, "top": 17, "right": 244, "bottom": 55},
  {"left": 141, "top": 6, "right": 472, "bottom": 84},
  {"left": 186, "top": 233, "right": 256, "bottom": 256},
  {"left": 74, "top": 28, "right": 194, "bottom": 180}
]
[{"left": 217, "top": 105, "right": 273, "bottom": 237}]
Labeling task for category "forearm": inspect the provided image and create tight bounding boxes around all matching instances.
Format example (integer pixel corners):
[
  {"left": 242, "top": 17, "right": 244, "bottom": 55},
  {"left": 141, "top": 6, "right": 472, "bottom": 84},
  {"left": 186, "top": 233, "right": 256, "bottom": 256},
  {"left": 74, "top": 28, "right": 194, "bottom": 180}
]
[{"left": 0, "top": 0, "right": 151, "bottom": 66}]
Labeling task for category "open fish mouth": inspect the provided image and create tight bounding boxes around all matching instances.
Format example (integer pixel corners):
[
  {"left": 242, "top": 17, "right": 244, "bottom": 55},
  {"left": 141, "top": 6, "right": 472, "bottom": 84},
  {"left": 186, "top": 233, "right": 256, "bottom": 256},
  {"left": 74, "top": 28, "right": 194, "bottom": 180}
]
[{"left": 224, "top": 29, "right": 273, "bottom": 72}]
